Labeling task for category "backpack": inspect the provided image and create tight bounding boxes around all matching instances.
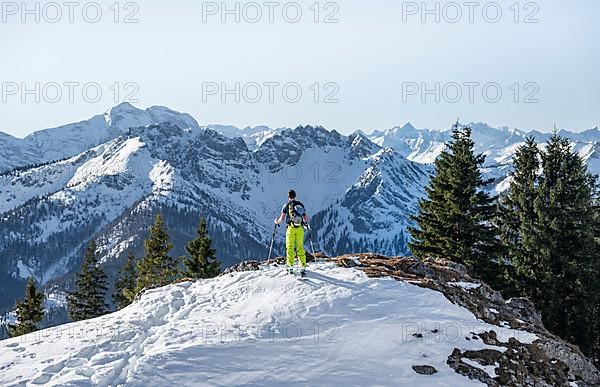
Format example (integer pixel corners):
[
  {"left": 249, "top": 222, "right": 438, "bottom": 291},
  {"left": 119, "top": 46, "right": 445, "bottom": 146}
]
[{"left": 287, "top": 201, "right": 306, "bottom": 227}]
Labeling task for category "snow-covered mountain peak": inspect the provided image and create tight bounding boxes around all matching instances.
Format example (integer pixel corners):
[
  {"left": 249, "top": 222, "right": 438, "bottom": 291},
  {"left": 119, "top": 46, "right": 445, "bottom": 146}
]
[
  {"left": 391, "top": 122, "right": 417, "bottom": 135},
  {"left": 253, "top": 125, "right": 349, "bottom": 171},
  {"left": 349, "top": 131, "right": 380, "bottom": 159},
  {"left": 106, "top": 103, "right": 200, "bottom": 133},
  {"left": 107, "top": 101, "right": 140, "bottom": 115},
  {"left": 0, "top": 104, "right": 201, "bottom": 174},
  {"left": 0, "top": 261, "right": 531, "bottom": 386}
]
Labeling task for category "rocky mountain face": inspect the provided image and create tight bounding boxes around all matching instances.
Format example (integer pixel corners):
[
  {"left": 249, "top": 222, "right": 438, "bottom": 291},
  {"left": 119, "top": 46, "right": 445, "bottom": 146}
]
[{"left": 0, "top": 114, "right": 431, "bottom": 313}]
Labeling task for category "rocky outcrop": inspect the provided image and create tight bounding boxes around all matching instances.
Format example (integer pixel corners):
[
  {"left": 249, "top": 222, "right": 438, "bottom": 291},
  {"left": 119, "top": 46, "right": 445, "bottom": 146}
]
[
  {"left": 447, "top": 331, "right": 570, "bottom": 387},
  {"left": 412, "top": 365, "right": 438, "bottom": 375},
  {"left": 335, "top": 253, "right": 600, "bottom": 387},
  {"left": 222, "top": 260, "right": 261, "bottom": 274}
]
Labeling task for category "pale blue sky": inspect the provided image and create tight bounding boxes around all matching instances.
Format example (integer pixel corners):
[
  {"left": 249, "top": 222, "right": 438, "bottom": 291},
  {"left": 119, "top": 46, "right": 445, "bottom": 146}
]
[{"left": 1, "top": 0, "right": 598, "bottom": 137}]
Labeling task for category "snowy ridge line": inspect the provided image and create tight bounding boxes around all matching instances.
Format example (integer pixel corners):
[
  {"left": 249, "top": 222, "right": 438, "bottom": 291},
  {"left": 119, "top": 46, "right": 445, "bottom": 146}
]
[
  {"left": 4, "top": 255, "right": 596, "bottom": 386},
  {"left": 0, "top": 258, "right": 556, "bottom": 386}
]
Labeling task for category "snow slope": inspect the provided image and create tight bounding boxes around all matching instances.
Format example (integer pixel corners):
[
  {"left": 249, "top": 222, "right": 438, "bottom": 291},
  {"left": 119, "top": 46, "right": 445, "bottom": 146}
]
[{"left": 0, "top": 261, "right": 534, "bottom": 386}]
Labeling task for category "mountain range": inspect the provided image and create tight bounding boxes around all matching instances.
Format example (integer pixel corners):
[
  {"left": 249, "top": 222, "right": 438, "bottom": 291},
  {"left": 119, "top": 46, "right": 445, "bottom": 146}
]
[{"left": 1, "top": 103, "right": 599, "bottom": 315}]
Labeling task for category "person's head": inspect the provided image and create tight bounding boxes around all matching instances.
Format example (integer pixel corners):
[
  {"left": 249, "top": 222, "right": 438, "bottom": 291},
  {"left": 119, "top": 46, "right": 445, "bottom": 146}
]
[{"left": 288, "top": 190, "right": 296, "bottom": 200}]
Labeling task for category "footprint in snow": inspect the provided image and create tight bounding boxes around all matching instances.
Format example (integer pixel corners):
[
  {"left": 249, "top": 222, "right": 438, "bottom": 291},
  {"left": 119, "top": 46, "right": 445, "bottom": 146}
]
[
  {"left": 66, "top": 358, "right": 86, "bottom": 368},
  {"left": 42, "top": 360, "right": 66, "bottom": 374},
  {"left": 171, "top": 298, "right": 185, "bottom": 311},
  {"left": 75, "top": 366, "right": 95, "bottom": 378},
  {"left": 5, "top": 342, "right": 19, "bottom": 348},
  {"left": 0, "top": 361, "right": 15, "bottom": 371},
  {"left": 31, "top": 373, "right": 53, "bottom": 385},
  {"left": 178, "top": 281, "right": 193, "bottom": 289}
]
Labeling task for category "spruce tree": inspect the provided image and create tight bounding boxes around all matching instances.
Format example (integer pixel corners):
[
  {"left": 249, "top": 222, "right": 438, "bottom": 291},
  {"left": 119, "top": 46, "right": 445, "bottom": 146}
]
[
  {"left": 409, "top": 123, "right": 499, "bottom": 281},
  {"left": 8, "top": 277, "right": 45, "bottom": 337},
  {"left": 497, "top": 137, "right": 540, "bottom": 297},
  {"left": 500, "top": 133, "right": 600, "bottom": 364},
  {"left": 136, "top": 214, "right": 178, "bottom": 293},
  {"left": 113, "top": 252, "right": 137, "bottom": 310},
  {"left": 67, "top": 240, "right": 109, "bottom": 321},
  {"left": 531, "top": 134, "right": 598, "bottom": 354},
  {"left": 184, "top": 218, "right": 221, "bottom": 279}
]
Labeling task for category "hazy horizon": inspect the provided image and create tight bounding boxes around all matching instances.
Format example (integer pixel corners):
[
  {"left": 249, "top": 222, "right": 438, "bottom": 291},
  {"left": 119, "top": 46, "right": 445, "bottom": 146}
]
[
  {"left": 2, "top": 101, "right": 598, "bottom": 140},
  {"left": 1, "top": 0, "right": 598, "bottom": 137}
]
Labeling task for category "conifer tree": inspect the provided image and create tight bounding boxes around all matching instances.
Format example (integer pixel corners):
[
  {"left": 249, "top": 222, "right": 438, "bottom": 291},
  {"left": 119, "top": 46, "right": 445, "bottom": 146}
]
[
  {"left": 500, "top": 133, "right": 600, "bottom": 364},
  {"left": 184, "top": 218, "right": 221, "bottom": 279},
  {"left": 8, "top": 277, "right": 45, "bottom": 337},
  {"left": 497, "top": 137, "right": 540, "bottom": 296},
  {"left": 409, "top": 123, "right": 499, "bottom": 280},
  {"left": 113, "top": 252, "right": 137, "bottom": 310},
  {"left": 136, "top": 214, "right": 178, "bottom": 293},
  {"left": 531, "top": 134, "right": 598, "bottom": 353},
  {"left": 67, "top": 240, "right": 109, "bottom": 321}
]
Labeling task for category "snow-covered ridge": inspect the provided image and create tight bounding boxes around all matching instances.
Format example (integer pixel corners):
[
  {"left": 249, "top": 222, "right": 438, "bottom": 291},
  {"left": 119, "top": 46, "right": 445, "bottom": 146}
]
[
  {"left": 3, "top": 255, "right": 597, "bottom": 386},
  {"left": 0, "top": 260, "right": 545, "bottom": 386},
  {"left": 0, "top": 103, "right": 200, "bottom": 174}
]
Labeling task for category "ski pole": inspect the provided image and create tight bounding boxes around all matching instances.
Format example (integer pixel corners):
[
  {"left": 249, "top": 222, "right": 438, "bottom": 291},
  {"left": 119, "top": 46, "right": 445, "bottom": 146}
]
[
  {"left": 268, "top": 223, "right": 279, "bottom": 261},
  {"left": 307, "top": 224, "right": 316, "bottom": 259}
]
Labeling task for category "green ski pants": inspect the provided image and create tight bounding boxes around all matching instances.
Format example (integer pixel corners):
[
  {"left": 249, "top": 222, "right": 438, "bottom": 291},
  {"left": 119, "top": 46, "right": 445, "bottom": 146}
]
[{"left": 286, "top": 226, "right": 306, "bottom": 268}]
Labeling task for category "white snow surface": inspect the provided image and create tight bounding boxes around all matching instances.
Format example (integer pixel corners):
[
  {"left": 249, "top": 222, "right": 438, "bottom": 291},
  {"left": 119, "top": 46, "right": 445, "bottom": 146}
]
[
  {"left": 449, "top": 282, "right": 482, "bottom": 290},
  {"left": 0, "top": 262, "right": 536, "bottom": 386}
]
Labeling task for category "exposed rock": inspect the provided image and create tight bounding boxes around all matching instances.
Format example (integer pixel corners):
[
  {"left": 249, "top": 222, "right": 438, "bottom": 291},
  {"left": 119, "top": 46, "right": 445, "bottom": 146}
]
[
  {"left": 447, "top": 330, "right": 574, "bottom": 387},
  {"left": 224, "top": 253, "right": 328, "bottom": 274},
  {"left": 222, "top": 261, "right": 260, "bottom": 274},
  {"left": 412, "top": 365, "right": 438, "bottom": 375},
  {"left": 447, "top": 348, "right": 498, "bottom": 386},
  {"left": 542, "top": 340, "right": 600, "bottom": 385},
  {"left": 505, "top": 297, "right": 543, "bottom": 327},
  {"left": 338, "top": 257, "right": 359, "bottom": 267}
]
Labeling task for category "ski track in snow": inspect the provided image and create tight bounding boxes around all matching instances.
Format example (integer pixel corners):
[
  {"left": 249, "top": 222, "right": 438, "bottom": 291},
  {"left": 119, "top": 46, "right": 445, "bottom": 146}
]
[{"left": 0, "top": 262, "right": 536, "bottom": 386}]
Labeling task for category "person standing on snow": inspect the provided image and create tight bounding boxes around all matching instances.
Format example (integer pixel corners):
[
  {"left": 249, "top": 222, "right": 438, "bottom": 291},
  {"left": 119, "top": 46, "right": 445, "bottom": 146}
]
[{"left": 274, "top": 190, "right": 309, "bottom": 277}]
